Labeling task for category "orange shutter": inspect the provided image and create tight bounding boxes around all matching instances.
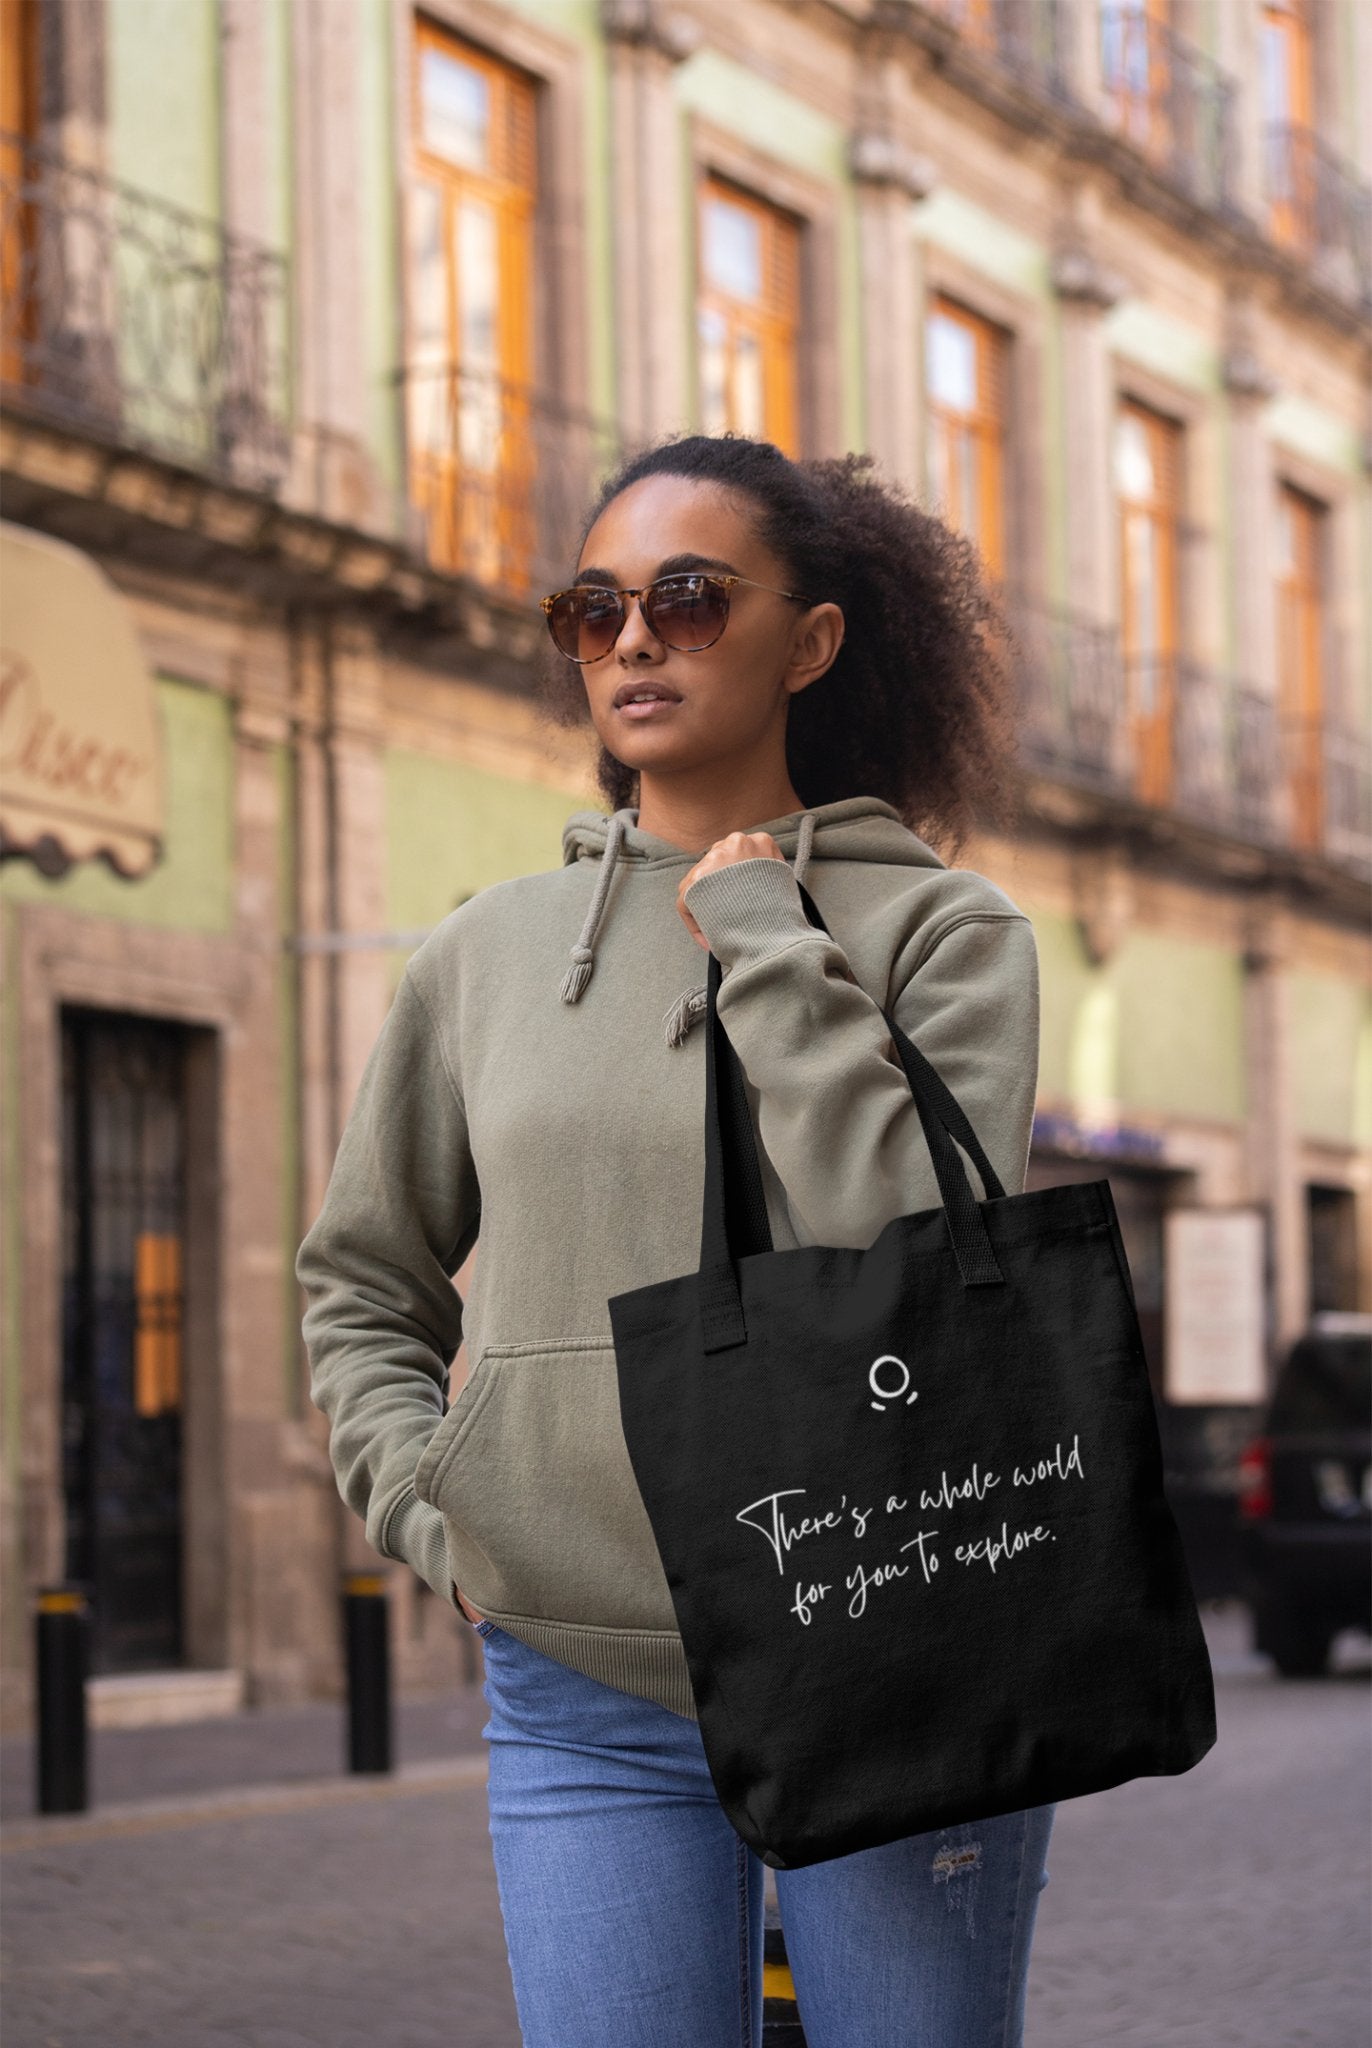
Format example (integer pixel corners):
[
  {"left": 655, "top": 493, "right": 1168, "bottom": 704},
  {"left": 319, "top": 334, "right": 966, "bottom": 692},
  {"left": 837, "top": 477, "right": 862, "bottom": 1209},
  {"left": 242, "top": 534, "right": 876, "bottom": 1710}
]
[
  {"left": 1274, "top": 483, "right": 1325, "bottom": 851},
  {"left": 1116, "top": 400, "right": 1181, "bottom": 809},
  {"left": 1261, "top": 0, "right": 1315, "bottom": 252}
]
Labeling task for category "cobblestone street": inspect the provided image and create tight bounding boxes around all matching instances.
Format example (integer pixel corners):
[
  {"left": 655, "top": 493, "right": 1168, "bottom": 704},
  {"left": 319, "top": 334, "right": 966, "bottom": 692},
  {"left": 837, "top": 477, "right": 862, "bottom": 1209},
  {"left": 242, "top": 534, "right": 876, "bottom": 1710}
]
[{"left": 2, "top": 1605, "right": 1367, "bottom": 2047}]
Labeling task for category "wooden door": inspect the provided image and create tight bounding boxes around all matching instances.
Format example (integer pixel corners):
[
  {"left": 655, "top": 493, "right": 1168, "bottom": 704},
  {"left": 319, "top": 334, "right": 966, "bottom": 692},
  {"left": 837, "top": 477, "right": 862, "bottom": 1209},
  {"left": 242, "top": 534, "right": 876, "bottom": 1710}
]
[
  {"left": 1274, "top": 482, "right": 1325, "bottom": 852},
  {"left": 1116, "top": 400, "right": 1182, "bottom": 809}
]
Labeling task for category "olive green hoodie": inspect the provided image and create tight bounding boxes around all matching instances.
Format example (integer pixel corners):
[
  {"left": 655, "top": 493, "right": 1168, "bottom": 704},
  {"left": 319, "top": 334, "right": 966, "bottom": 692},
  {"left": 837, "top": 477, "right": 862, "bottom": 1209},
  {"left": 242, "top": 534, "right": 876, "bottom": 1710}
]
[{"left": 294, "top": 796, "right": 1040, "bottom": 1720}]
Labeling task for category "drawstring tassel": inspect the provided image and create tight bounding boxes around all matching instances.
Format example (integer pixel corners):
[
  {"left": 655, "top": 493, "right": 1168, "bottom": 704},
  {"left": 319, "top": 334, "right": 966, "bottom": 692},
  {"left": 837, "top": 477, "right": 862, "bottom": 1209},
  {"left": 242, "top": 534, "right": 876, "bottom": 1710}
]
[
  {"left": 663, "top": 982, "right": 708, "bottom": 1047},
  {"left": 558, "top": 806, "right": 633, "bottom": 1006},
  {"left": 559, "top": 945, "right": 596, "bottom": 1004}
]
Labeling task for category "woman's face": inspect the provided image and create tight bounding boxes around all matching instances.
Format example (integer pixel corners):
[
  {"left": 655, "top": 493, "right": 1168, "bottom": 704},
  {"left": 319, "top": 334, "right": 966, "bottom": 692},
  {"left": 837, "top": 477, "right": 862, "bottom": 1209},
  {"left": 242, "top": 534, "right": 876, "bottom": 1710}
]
[{"left": 572, "top": 475, "right": 843, "bottom": 787}]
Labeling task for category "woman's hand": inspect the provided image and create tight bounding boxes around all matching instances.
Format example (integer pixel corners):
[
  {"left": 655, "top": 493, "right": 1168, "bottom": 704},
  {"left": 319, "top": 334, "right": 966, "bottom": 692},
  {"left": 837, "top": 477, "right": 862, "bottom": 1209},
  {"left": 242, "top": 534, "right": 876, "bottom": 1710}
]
[
  {"left": 677, "top": 831, "right": 785, "bottom": 951},
  {"left": 452, "top": 1581, "right": 485, "bottom": 1625}
]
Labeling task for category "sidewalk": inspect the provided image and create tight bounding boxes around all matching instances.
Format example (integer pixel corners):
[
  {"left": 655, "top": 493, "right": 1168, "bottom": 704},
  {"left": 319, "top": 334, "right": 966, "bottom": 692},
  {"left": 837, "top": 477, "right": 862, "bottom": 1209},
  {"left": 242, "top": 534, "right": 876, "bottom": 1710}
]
[
  {"left": 0, "top": 1674, "right": 490, "bottom": 1828},
  {"left": 1, "top": 1600, "right": 1363, "bottom": 1834}
]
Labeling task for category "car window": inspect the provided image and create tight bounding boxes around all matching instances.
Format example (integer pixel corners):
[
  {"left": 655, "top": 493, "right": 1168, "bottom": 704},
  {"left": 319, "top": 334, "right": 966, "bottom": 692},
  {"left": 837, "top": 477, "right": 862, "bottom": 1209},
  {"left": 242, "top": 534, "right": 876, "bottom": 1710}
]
[{"left": 1269, "top": 1335, "right": 1372, "bottom": 1431}]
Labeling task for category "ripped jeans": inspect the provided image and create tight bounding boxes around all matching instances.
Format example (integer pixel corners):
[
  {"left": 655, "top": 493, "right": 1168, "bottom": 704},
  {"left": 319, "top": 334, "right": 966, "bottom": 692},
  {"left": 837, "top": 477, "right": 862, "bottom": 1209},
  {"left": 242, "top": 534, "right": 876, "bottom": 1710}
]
[{"left": 472, "top": 1617, "right": 1055, "bottom": 2048}]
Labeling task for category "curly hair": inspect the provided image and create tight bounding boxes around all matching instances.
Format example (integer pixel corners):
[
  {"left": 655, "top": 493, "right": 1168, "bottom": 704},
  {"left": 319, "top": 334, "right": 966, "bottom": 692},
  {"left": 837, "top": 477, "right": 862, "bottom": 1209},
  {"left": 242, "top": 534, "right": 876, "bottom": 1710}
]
[{"left": 531, "top": 430, "right": 1023, "bottom": 864}]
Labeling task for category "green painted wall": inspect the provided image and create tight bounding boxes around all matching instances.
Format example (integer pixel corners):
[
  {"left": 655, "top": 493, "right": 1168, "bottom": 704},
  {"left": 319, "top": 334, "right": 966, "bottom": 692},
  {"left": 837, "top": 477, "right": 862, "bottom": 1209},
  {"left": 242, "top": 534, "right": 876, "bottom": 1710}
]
[
  {"left": 1029, "top": 909, "right": 1246, "bottom": 1126},
  {"left": 0, "top": 678, "right": 235, "bottom": 930},
  {"left": 384, "top": 751, "right": 594, "bottom": 970},
  {"left": 917, "top": 192, "right": 1049, "bottom": 300},
  {"left": 1114, "top": 930, "right": 1246, "bottom": 1122},
  {"left": 1290, "top": 971, "right": 1372, "bottom": 1147},
  {"left": 1104, "top": 301, "right": 1219, "bottom": 396},
  {"left": 1263, "top": 391, "right": 1366, "bottom": 478},
  {"left": 107, "top": 0, "right": 221, "bottom": 218}
]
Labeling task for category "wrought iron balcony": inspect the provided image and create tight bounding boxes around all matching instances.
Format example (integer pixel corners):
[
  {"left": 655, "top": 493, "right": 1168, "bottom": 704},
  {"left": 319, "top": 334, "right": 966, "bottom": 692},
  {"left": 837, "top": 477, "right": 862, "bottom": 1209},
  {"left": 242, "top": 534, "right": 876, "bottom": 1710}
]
[
  {"left": 1098, "top": 4, "right": 1237, "bottom": 213},
  {"left": 396, "top": 360, "right": 637, "bottom": 601},
  {"left": 0, "top": 133, "right": 290, "bottom": 491},
  {"left": 890, "top": 0, "right": 1070, "bottom": 100},
  {"left": 1001, "top": 584, "right": 1370, "bottom": 880},
  {"left": 1263, "top": 122, "right": 1372, "bottom": 310}
]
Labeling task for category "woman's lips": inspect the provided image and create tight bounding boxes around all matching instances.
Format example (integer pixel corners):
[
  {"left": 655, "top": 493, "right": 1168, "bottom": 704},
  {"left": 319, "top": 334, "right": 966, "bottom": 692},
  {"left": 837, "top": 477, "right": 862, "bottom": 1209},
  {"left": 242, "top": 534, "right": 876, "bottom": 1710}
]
[{"left": 615, "top": 695, "right": 681, "bottom": 718}]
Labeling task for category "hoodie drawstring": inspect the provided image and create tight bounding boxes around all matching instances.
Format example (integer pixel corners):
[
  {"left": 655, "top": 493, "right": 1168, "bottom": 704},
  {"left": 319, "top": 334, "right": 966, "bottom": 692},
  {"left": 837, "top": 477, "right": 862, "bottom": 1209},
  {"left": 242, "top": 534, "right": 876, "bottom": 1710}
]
[
  {"left": 559, "top": 807, "right": 818, "bottom": 1049},
  {"left": 557, "top": 805, "right": 634, "bottom": 1005}
]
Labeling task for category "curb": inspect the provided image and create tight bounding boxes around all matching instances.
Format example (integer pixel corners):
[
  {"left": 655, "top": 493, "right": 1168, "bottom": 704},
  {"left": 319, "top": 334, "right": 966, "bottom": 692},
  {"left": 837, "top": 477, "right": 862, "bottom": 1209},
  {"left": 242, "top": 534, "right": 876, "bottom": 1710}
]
[{"left": 0, "top": 1751, "right": 489, "bottom": 1851}]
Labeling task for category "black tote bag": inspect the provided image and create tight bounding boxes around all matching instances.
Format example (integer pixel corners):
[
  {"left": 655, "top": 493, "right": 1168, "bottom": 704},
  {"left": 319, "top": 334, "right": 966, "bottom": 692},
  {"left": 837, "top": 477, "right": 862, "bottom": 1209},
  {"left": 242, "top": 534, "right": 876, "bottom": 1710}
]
[{"left": 608, "top": 879, "right": 1216, "bottom": 1871}]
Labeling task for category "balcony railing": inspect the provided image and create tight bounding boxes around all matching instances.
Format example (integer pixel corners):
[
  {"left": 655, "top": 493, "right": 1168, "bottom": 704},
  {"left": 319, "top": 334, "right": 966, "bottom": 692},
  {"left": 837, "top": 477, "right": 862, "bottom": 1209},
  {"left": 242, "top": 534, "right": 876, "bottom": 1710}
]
[
  {"left": 1001, "top": 584, "right": 1371, "bottom": 879},
  {"left": 396, "top": 361, "right": 641, "bottom": 601},
  {"left": 0, "top": 133, "right": 290, "bottom": 491},
  {"left": 901, "top": 0, "right": 1070, "bottom": 100},
  {"left": 1099, "top": 4, "right": 1236, "bottom": 213},
  {"left": 1263, "top": 122, "right": 1372, "bottom": 310}
]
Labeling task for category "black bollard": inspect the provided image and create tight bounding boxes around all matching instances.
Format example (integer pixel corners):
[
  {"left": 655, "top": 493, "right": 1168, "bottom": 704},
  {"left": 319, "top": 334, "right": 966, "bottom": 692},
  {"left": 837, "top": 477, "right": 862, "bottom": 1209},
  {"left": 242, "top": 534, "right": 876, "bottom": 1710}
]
[
  {"left": 762, "top": 1895, "right": 808, "bottom": 2044},
  {"left": 342, "top": 1571, "right": 391, "bottom": 1774},
  {"left": 35, "top": 1585, "right": 89, "bottom": 1815}
]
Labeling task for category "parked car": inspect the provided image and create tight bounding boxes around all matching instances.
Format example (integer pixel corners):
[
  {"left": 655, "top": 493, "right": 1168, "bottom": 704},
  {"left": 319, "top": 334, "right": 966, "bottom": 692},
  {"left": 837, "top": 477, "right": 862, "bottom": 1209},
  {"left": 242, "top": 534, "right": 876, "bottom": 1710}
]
[{"left": 1238, "top": 1311, "right": 1372, "bottom": 1677}]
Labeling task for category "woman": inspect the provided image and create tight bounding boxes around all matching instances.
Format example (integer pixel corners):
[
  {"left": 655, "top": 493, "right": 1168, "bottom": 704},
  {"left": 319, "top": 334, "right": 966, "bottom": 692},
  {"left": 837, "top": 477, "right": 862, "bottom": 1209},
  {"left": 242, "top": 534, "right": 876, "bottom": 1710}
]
[{"left": 296, "top": 432, "right": 1055, "bottom": 2047}]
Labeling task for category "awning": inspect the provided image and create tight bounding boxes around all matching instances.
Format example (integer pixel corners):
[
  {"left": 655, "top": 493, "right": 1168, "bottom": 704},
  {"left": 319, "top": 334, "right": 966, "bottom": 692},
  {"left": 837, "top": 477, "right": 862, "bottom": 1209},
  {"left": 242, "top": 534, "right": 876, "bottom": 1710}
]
[{"left": 0, "top": 520, "right": 164, "bottom": 878}]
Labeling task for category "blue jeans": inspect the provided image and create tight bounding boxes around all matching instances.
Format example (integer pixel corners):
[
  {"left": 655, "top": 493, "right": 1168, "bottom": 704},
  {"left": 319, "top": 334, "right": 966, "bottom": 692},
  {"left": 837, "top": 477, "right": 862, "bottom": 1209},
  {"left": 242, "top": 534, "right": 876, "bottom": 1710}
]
[{"left": 471, "top": 1617, "right": 1055, "bottom": 2048}]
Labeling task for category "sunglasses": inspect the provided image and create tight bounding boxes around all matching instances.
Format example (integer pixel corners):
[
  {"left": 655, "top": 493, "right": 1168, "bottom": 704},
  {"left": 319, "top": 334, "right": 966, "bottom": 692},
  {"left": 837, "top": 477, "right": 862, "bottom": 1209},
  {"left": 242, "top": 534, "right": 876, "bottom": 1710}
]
[{"left": 539, "top": 572, "right": 814, "bottom": 664}]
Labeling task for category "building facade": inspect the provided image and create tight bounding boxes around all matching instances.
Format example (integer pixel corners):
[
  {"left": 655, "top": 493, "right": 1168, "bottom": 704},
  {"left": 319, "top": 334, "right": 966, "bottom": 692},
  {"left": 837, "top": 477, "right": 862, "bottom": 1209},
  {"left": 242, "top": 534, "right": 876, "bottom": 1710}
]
[{"left": 1, "top": 0, "right": 1368, "bottom": 1728}]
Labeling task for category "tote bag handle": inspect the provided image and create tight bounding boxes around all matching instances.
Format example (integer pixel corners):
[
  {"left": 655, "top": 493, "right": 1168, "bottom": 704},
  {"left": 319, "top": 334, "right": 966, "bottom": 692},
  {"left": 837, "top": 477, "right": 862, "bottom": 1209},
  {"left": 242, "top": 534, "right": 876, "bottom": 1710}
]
[{"left": 699, "top": 877, "right": 1008, "bottom": 1353}]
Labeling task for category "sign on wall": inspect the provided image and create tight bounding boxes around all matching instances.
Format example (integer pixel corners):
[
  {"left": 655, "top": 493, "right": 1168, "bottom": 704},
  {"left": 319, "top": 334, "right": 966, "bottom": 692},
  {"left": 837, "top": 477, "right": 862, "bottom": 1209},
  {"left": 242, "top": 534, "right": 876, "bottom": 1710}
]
[
  {"left": 1163, "top": 1207, "right": 1267, "bottom": 1404},
  {"left": 0, "top": 521, "right": 164, "bottom": 878}
]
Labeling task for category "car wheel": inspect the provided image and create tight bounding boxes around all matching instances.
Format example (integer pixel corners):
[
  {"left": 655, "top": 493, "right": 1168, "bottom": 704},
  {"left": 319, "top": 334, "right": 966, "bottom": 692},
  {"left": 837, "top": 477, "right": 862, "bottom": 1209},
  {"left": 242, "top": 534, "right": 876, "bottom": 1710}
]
[{"left": 1262, "top": 1602, "right": 1332, "bottom": 1678}]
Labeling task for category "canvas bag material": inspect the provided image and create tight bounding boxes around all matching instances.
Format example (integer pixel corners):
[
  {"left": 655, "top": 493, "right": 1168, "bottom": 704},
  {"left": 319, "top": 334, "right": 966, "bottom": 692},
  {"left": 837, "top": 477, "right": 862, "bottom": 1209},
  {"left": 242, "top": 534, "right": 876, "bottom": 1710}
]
[{"left": 607, "top": 878, "right": 1217, "bottom": 1872}]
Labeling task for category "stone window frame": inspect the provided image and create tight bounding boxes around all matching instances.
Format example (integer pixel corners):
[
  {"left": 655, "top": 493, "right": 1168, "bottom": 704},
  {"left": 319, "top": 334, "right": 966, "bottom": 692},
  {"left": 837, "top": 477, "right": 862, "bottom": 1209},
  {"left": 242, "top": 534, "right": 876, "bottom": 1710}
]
[
  {"left": 917, "top": 246, "right": 1049, "bottom": 616},
  {"left": 1268, "top": 437, "right": 1359, "bottom": 735},
  {"left": 386, "top": 0, "right": 593, "bottom": 514},
  {"left": 1105, "top": 351, "right": 1211, "bottom": 666},
  {"left": 683, "top": 112, "right": 842, "bottom": 456}
]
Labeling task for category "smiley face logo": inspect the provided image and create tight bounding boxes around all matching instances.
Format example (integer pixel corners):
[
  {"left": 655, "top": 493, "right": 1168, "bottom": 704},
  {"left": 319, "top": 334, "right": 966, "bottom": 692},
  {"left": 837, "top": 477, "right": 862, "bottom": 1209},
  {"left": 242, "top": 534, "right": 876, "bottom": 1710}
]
[{"left": 869, "top": 1354, "right": 919, "bottom": 1412}]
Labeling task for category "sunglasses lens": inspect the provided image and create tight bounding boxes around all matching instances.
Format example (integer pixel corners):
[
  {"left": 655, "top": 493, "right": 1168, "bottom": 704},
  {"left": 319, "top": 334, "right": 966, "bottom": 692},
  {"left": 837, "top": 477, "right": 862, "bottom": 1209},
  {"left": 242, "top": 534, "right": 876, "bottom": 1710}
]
[
  {"left": 548, "top": 589, "right": 622, "bottom": 662},
  {"left": 646, "top": 576, "right": 729, "bottom": 649}
]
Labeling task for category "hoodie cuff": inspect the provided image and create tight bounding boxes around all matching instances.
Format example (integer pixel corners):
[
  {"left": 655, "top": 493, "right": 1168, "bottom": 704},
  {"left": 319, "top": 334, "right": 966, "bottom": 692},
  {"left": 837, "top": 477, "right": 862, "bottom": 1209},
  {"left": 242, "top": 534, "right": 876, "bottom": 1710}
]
[
  {"left": 382, "top": 1481, "right": 454, "bottom": 1604},
  {"left": 682, "top": 856, "right": 820, "bottom": 969}
]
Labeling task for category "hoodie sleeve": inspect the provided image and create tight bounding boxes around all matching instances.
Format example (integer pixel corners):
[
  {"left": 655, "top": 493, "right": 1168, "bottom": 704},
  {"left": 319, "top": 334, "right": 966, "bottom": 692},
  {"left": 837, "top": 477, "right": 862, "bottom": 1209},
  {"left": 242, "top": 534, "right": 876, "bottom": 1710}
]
[
  {"left": 294, "top": 963, "right": 480, "bottom": 1604},
  {"left": 681, "top": 855, "right": 1039, "bottom": 1250}
]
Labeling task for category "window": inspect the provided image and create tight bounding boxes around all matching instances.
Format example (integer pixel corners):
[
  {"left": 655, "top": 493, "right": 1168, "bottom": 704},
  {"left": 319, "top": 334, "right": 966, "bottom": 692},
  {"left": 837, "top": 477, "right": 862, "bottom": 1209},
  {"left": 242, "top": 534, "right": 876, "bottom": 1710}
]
[
  {"left": 924, "top": 296, "right": 1007, "bottom": 582},
  {"left": 1306, "top": 1185, "right": 1361, "bottom": 1317},
  {"left": 1115, "top": 400, "right": 1182, "bottom": 809},
  {"left": 1101, "top": 0, "right": 1174, "bottom": 161},
  {"left": 407, "top": 16, "right": 538, "bottom": 589},
  {"left": 1261, "top": 0, "right": 1315, "bottom": 253},
  {"left": 696, "top": 177, "right": 801, "bottom": 450},
  {"left": 1274, "top": 482, "right": 1326, "bottom": 852}
]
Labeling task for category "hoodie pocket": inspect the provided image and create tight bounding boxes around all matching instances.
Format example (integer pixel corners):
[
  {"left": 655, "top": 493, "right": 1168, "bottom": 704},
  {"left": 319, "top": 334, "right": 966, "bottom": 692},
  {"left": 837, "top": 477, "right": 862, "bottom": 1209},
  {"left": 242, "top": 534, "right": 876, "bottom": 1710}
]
[{"left": 413, "top": 1337, "right": 677, "bottom": 1632}]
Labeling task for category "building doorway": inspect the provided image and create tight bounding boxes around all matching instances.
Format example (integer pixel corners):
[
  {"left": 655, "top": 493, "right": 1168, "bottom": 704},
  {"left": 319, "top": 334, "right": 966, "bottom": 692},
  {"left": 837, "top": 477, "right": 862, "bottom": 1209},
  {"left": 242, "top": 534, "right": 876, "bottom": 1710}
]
[
  {"left": 1024, "top": 1148, "right": 1248, "bottom": 1593},
  {"left": 61, "top": 1007, "right": 189, "bottom": 1673}
]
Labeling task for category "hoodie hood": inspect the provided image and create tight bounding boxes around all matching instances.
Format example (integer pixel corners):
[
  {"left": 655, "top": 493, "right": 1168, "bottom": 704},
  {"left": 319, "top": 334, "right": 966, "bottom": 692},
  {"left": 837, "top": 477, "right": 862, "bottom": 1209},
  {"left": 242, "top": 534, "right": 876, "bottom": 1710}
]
[{"left": 558, "top": 796, "right": 946, "bottom": 1047}]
